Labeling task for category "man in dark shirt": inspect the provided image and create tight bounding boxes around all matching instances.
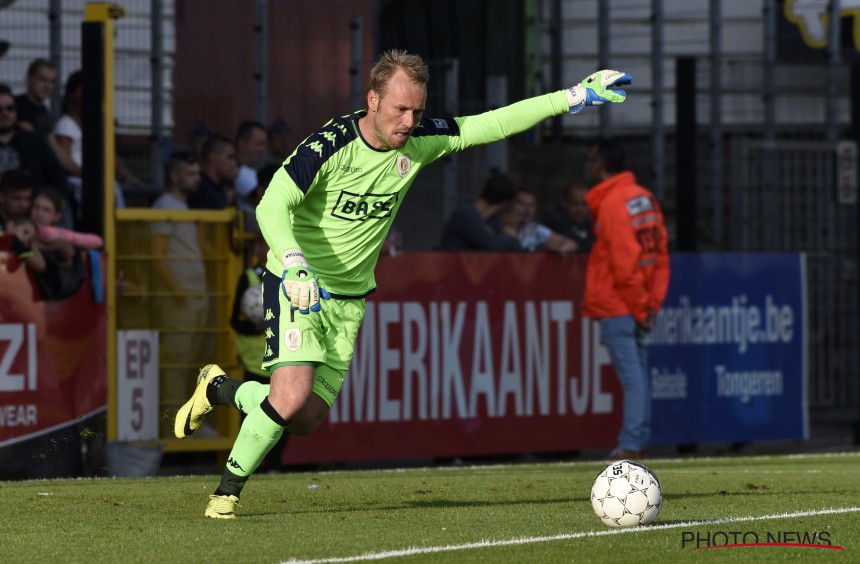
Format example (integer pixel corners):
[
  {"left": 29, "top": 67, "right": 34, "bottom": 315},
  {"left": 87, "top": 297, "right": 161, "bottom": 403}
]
[
  {"left": 14, "top": 58, "right": 57, "bottom": 138},
  {"left": 438, "top": 173, "right": 523, "bottom": 251},
  {"left": 543, "top": 179, "right": 595, "bottom": 253},
  {"left": 187, "top": 134, "right": 237, "bottom": 210},
  {"left": 0, "top": 89, "right": 67, "bottom": 195}
]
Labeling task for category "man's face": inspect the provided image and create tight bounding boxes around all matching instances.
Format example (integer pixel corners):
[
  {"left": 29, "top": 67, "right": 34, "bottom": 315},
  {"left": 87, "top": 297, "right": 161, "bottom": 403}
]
[
  {"left": 238, "top": 128, "right": 268, "bottom": 167},
  {"left": 3, "top": 188, "right": 33, "bottom": 218},
  {"left": 28, "top": 67, "right": 57, "bottom": 102},
  {"left": 0, "top": 94, "right": 17, "bottom": 133},
  {"left": 366, "top": 70, "right": 426, "bottom": 150},
  {"left": 562, "top": 186, "right": 590, "bottom": 223},
  {"left": 516, "top": 191, "right": 537, "bottom": 223},
  {"left": 213, "top": 144, "right": 238, "bottom": 183},
  {"left": 174, "top": 162, "right": 201, "bottom": 195}
]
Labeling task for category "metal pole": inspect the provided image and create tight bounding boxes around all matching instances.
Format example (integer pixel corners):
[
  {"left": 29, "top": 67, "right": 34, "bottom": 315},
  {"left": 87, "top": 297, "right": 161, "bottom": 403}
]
[
  {"left": 762, "top": 0, "right": 777, "bottom": 251},
  {"left": 826, "top": 0, "right": 841, "bottom": 143},
  {"left": 651, "top": 0, "right": 665, "bottom": 201},
  {"left": 550, "top": 0, "right": 562, "bottom": 142},
  {"left": 254, "top": 0, "right": 268, "bottom": 124},
  {"left": 49, "top": 0, "right": 62, "bottom": 114},
  {"left": 710, "top": 0, "right": 723, "bottom": 244},
  {"left": 598, "top": 0, "right": 610, "bottom": 137},
  {"left": 443, "top": 58, "right": 459, "bottom": 221},
  {"left": 350, "top": 15, "right": 363, "bottom": 111},
  {"left": 150, "top": 0, "right": 164, "bottom": 189}
]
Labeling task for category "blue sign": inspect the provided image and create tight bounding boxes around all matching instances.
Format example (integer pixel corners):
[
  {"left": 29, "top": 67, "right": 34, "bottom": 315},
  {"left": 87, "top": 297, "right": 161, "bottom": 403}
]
[{"left": 648, "top": 253, "right": 807, "bottom": 444}]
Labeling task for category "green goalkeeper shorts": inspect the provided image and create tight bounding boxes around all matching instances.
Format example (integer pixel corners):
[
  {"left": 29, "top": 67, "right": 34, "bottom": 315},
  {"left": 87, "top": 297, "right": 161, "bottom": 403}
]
[{"left": 260, "top": 270, "right": 366, "bottom": 407}]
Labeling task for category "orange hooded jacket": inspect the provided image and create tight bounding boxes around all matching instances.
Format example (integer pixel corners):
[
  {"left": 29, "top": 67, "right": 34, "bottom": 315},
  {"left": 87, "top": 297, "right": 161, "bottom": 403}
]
[{"left": 583, "top": 171, "right": 670, "bottom": 323}]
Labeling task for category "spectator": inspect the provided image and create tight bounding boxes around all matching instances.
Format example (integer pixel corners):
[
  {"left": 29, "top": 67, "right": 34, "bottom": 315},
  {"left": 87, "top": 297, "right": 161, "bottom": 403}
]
[
  {"left": 267, "top": 117, "right": 292, "bottom": 165},
  {"left": 234, "top": 120, "right": 268, "bottom": 216},
  {"left": 438, "top": 173, "right": 523, "bottom": 251},
  {"left": 0, "top": 169, "right": 34, "bottom": 229},
  {"left": 582, "top": 139, "right": 670, "bottom": 460},
  {"left": 187, "top": 134, "right": 237, "bottom": 210},
  {"left": 150, "top": 151, "right": 209, "bottom": 434},
  {"left": 543, "top": 179, "right": 595, "bottom": 253},
  {"left": 496, "top": 187, "right": 578, "bottom": 253},
  {"left": 14, "top": 58, "right": 57, "bottom": 137},
  {"left": 0, "top": 214, "right": 46, "bottom": 273},
  {"left": 1, "top": 169, "right": 81, "bottom": 299},
  {"left": 0, "top": 88, "right": 67, "bottom": 199},
  {"left": 52, "top": 71, "right": 137, "bottom": 217},
  {"left": 31, "top": 186, "right": 103, "bottom": 251}
]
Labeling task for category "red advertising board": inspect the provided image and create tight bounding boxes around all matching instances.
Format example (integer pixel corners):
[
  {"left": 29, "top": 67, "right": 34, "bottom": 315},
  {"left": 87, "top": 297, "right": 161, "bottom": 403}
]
[
  {"left": 282, "top": 253, "right": 623, "bottom": 464},
  {"left": 0, "top": 254, "right": 107, "bottom": 448}
]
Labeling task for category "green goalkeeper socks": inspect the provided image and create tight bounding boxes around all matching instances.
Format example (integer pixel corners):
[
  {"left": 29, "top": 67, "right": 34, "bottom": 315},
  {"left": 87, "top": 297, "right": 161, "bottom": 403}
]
[
  {"left": 220, "top": 398, "right": 288, "bottom": 484},
  {"left": 235, "top": 381, "right": 271, "bottom": 415}
]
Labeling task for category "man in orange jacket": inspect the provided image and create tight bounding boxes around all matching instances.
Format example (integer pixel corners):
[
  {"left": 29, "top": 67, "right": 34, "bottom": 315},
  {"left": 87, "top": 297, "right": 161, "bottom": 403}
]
[{"left": 583, "top": 139, "right": 670, "bottom": 459}]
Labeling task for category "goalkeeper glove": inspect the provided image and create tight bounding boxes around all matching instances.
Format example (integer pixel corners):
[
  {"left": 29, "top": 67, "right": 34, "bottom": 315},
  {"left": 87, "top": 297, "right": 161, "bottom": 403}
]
[
  {"left": 281, "top": 249, "right": 331, "bottom": 314},
  {"left": 566, "top": 69, "right": 632, "bottom": 114}
]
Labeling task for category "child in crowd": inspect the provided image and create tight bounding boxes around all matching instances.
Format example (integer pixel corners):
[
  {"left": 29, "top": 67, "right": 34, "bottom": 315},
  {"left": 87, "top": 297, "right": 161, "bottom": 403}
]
[
  {"left": 1, "top": 215, "right": 46, "bottom": 272},
  {"left": 31, "top": 187, "right": 103, "bottom": 250}
]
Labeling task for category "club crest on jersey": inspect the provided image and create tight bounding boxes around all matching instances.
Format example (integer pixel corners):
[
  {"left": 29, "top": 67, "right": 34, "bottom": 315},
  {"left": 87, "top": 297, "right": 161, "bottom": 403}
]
[
  {"left": 285, "top": 328, "right": 301, "bottom": 352},
  {"left": 331, "top": 189, "right": 398, "bottom": 221},
  {"left": 396, "top": 154, "right": 411, "bottom": 178}
]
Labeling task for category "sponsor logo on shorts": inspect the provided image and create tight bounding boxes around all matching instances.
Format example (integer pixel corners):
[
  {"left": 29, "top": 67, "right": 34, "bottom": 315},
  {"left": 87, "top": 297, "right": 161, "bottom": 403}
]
[{"left": 285, "top": 328, "right": 302, "bottom": 351}]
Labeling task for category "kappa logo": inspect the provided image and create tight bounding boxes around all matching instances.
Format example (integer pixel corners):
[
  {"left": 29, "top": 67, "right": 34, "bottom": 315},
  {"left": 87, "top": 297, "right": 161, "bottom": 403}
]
[
  {"left": 626, "top": 195, "right": 653, "bottom": 216},
  {"left": 331, "top": 189, "right": 398, "bottom": 221},
  {"left": 785, "top": 0, "right": 860, "bottom": 49},
  {"left": 227, "top": 457, "right": 245, "bottom": 472}
]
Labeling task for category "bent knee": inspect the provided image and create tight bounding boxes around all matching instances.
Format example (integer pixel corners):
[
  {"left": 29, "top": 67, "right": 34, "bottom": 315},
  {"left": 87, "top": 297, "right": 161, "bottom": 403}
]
[
  {"left": 284, "top": 398, "right": 330, "bottom": 436},
  {"left": 286, "top": 413, "right": 325, "bottom": 436}
]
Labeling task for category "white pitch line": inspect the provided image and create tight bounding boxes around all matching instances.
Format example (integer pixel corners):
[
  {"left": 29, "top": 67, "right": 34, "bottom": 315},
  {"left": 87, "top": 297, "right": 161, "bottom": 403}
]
[{"left": 281, "top": 507, "right": 860, "bottom": 564}]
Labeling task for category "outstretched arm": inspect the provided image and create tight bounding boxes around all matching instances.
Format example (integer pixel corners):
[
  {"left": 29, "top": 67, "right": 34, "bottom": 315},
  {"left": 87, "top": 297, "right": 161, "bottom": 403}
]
[{"left": 452, "top": 70, "right": 632, "bottom": 150}]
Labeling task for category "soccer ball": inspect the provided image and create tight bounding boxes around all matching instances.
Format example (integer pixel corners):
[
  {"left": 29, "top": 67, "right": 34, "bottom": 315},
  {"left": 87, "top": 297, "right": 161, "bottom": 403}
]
[
  {"left": 240, "top": 285, "right": 264, "bottom": 324},
  {"left": 591, "top": 460, "right": 662, "bottom": 527}
]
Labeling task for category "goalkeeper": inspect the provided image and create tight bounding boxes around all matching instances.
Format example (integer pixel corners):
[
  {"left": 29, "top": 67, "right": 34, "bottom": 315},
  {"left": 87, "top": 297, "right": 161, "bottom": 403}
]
[{"left": 174, "top": 49, "right": 631, "bottom": 519}]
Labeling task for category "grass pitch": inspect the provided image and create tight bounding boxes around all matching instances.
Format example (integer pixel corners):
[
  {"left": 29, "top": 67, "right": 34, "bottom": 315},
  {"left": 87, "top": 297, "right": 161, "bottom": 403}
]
[{"left": 2, "top": 452, "right": 858, "bottom": 563}]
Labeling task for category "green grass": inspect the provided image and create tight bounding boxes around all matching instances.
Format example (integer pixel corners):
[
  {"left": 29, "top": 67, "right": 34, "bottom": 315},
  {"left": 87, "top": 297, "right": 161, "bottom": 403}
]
[{"left": 2, "top": 453, "right": 859, "bottom": 563}]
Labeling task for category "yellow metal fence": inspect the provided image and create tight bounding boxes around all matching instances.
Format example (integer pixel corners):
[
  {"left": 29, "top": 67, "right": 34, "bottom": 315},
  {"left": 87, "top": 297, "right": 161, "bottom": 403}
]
[{"left": 113, "top": 208, "right": 245, "bottom": 453}]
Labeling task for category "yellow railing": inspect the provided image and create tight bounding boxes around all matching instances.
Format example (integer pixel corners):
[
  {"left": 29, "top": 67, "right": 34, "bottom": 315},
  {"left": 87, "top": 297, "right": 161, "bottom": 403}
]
[{"left": 111, "top": 208, "right": 245, "bottom": 453}]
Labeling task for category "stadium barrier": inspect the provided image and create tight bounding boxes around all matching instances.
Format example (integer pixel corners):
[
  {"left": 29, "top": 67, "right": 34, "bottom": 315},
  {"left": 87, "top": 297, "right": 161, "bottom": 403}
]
[{"left": 0, "top": 249, "right": 806, "bottom": 469}]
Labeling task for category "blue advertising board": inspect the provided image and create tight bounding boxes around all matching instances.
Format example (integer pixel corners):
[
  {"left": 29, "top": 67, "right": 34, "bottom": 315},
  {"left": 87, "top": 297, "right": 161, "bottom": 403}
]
[{"left": 648, "top": 253, "right": 807, "bottom": 444}]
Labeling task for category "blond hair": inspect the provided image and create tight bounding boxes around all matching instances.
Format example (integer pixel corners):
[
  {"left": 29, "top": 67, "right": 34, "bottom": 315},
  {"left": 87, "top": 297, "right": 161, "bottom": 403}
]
[{"left": 367, "top": 49, "right": 429, "bottom": 99}]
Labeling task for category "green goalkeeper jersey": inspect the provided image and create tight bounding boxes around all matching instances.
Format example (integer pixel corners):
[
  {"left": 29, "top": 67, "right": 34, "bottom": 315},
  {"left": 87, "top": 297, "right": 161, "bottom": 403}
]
[{"left": 257, "top": 90, "right": 571, "bottom": 297}]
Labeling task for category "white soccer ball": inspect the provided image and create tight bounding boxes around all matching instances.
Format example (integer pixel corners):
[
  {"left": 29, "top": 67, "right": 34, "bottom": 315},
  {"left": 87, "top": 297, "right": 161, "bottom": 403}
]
[
  {"left": 241, "top": 284, "right": 264, "bottom": 324},
  {"left": 591, "top": 460, "right": 662, "bottom": 527}
]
